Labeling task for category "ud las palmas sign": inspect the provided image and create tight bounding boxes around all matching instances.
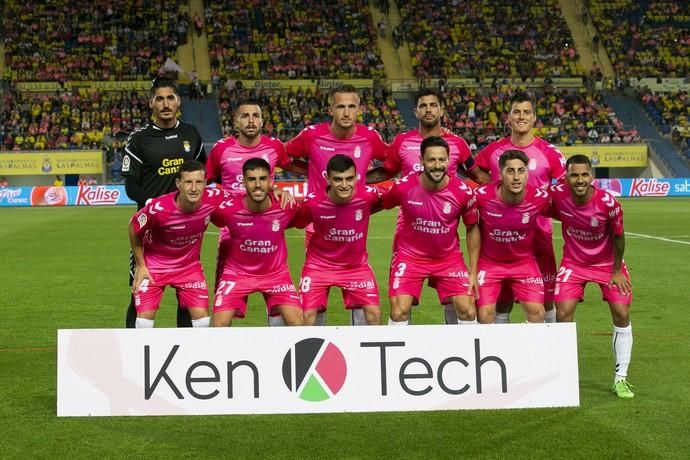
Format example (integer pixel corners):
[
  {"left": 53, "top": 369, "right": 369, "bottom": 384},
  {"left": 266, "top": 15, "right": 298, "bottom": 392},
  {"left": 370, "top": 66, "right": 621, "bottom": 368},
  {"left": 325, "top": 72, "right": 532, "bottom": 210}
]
[{"left": 57, "top": 324, "right": 579, "bottom": 416}]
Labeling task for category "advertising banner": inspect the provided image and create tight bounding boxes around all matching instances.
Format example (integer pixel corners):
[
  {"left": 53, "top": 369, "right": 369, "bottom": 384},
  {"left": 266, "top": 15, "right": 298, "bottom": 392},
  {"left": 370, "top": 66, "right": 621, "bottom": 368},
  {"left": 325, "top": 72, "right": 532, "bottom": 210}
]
[
  {"left": 560, "top": 145, "right": 648, "bottom": 167},
  {"left": 63, "top": 81, "right": 151, "bottom": 91},
  {"left": 0, "top": 151, "right": 103, "bottom": 175},
  {"left": 593, "top": 178, "right": 690, "bottom": 197},
  {"left": 16, "top": 82, "right": 62, "bottom": 92},
  {"left": 0, "top": 185, "right": 135, "bottom": 207},
  {"left": 241, "top": 80, "right": 317, "bottom": 90},
  {"left": 318, "top": 79, "right": 374, "bottom": 89},
  {"left": 57, "top": 324, "right": 579, "bottom": 417}
]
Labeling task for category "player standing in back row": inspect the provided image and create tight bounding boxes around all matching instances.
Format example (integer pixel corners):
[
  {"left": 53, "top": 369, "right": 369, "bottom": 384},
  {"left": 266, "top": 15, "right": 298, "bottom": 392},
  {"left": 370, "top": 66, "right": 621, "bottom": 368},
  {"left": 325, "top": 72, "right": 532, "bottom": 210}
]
[
  {"left": 121, "top": 77, "right": 206, "bottom": 328},
  {"left": 206, "top": 99, "right": 306, "bottom": 326},
  {"left": 475, "top": 91, "right": 565, "bottom": 323},
  {"left": 367, "top": 88, "right": 490, "bottom": 324},
  {"left": 286, "top": 85, "right": 388, "bottom": 325}
]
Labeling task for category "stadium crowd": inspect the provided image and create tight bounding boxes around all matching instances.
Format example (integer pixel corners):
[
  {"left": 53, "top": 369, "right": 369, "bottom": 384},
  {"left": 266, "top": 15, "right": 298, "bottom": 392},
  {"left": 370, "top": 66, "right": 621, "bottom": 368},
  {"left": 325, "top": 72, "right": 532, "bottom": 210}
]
[
  {"left": 3, "top": 0, "right": 187, "bottom": 81},
  {"left": 204, "top": 0, "right": 385, "bottom": 81},
  {"left": 396, "top": 0, "right": 583, "bottom": 82},
  {"left": 639, "top": 88, "right": 690, "bottom": 160},
  {"left": 0, "top": 86, "right": 150, "bottom": 152},
  {"left": 587, "top": 0, "right": 690, "bottom": 80},
  {"left": 444, "top": 86, "right": 640, "bottom": 151},
  {"left": 217, "top": 84, "right": 405, "bottom": 143}
]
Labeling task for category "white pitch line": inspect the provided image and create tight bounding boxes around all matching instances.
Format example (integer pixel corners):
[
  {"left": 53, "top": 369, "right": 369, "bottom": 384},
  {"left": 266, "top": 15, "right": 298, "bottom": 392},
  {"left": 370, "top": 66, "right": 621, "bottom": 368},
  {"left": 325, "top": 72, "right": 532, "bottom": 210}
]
[{"left": 625, "top": 232, "right": 690, "bottom": 246}]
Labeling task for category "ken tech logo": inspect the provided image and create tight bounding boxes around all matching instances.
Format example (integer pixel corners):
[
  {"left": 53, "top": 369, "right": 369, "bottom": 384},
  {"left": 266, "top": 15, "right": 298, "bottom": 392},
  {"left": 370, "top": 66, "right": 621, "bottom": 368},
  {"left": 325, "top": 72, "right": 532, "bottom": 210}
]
[{"left": 282, "top": 338, "right": 347, "bottom": 402}]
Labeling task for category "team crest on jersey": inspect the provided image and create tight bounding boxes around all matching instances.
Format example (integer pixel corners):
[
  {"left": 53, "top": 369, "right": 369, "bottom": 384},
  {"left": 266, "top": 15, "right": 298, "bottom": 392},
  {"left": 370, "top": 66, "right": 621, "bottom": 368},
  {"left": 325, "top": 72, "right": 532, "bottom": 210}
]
[
  {"left": 528, "top": 158, "right": 537, "bottom": 170},
  {"left": 137, "top": 213, "right": 147, "bottom": 228},
  {"left": 183, "top": 140, "right": 191, "bottom": 152},
  {"left": 355, "top": 209, "right": 363, "bottom": 221},
  {"left": 522, "top": 212, "right": 530, "bottom": 224},
  {"left": 590, "top": 216, "right": 599, "bottom": 227},
  {"left": 354, "top": 145, "right": 362, "bottom": 158},
  {"left": 272, "top": 219, "right": 280, "bottom": 232},
  {"left": 443, "top": 202, "right": 451, "bottom": 214},
  {"left": 122, "top": 155, "right": 131, "bottom": 172}
]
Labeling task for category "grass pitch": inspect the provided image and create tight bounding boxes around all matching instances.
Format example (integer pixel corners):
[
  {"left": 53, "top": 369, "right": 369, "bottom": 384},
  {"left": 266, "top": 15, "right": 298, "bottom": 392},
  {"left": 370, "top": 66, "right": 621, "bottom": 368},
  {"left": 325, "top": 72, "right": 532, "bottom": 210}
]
[{"left": 1, "top": 198, "right": 689, "bottom": 458}]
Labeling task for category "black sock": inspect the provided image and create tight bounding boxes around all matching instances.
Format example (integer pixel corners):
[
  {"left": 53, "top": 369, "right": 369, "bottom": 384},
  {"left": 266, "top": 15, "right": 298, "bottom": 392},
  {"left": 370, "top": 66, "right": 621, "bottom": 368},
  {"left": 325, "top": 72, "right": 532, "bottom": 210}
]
[
  {"left": 177, "top": 306, "right": 193, "bottom": 327},
  {"left": 125, "top": 295, "right": 137, "bottom": 328}
]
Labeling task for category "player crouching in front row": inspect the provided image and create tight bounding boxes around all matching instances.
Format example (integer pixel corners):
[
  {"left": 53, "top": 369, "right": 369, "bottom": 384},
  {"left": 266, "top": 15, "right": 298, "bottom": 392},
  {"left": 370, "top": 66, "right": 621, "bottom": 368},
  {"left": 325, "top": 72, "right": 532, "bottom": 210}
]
[
  {"left": 129, "top": 160, "right": 228, "bottom": 328},
  {"left": 210, "top": 158, "right": 304, "bottom": 327},
  {"left": 549, "top": 154, "right": 635, "bottom": 399}
]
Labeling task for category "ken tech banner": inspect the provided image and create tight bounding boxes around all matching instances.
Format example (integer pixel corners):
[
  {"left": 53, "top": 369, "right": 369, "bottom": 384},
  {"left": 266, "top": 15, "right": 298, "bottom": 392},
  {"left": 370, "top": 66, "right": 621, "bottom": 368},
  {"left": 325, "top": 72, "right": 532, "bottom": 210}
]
[{"left": 57, "top": 325, "right": 579, "bottom": 416}]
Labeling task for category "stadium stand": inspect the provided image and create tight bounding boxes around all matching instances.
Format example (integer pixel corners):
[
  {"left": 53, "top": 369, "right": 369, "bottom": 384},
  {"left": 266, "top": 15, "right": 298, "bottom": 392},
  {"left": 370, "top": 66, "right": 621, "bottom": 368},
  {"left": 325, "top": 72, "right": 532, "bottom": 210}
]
[
  {"left": 204, "top": 0, "right": 385, "bottom": 80},
  {"left": 0, "top": 86, "right": 150, "bottom": 152},
  {"left": 396, "top": 0, "right": 584, "bottom": 81},
  {"left": 3, "top": 0, "right": 187, "bottom": 81},
  {"left": 216, "top": 85, "right": 405, "bottom": 143},
  {"left": 587, "top": 0, "right": 690, "bottom": 80},
  {"left": 639, "top": 88, "right": 690, "bottom": 162},
  {"left": 442, "top": 87, "right": 637, "bottom": 151}
]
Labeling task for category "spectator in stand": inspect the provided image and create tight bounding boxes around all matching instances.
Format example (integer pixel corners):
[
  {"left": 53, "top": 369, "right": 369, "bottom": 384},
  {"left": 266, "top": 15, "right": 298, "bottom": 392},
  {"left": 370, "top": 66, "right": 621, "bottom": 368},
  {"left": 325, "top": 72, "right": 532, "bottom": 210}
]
[
  {"left": 0, "top": 177, "right": 8, "bottom": 187},
  {"left": 78, "top": 176, "right": 88, "bottom": 186}
]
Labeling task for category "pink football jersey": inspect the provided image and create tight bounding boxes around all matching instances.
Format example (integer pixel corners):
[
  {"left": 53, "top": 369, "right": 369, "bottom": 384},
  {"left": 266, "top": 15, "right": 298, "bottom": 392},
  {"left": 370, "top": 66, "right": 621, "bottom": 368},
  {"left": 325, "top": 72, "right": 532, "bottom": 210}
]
[
  {"left": 475, "top": 183, "right": 551, "bottom": 263},
  {"left": 384, "top": 129, "right": 476, "bottom": 177},
  {"left": 549, "top": 183, "right": 624, "bottom": 266},
  {"left": 293, "top": 185, "right": 382, "bottom": 268},
  {"left": 212, "top": 195, "right": 298, "bottom": 275},
  {"left": 206, "top": 135, "right": 288, "bottom": 191},
  {"left": 382, "top": 173, "right": 477, "bottom": 260},
  {"left": 285, "top": 122, "right": 387, "bottom": 194},
  {"left": 131, "top": 187, "right": 230, "bottom": 272}
]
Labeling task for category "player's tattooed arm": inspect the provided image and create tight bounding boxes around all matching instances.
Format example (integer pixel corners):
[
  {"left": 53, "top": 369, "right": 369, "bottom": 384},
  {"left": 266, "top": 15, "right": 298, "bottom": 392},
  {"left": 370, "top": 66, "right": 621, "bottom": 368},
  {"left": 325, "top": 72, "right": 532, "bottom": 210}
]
[
  {"left": 366, "top": 166, "right": 395, "bottom": 184},
  {"left": 128, "top": 221, "right": 154, "bottom": 293},
  {"left": 609, "top": 233, "right": 631, "bottom": 295}
]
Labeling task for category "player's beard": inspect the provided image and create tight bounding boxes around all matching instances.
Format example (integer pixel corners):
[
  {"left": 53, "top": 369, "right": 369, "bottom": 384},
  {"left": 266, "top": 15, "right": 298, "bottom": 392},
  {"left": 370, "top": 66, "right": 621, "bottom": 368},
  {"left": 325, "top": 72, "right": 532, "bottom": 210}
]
[{"left": 424, "top": 168, "right": 447, "bottom": 184}]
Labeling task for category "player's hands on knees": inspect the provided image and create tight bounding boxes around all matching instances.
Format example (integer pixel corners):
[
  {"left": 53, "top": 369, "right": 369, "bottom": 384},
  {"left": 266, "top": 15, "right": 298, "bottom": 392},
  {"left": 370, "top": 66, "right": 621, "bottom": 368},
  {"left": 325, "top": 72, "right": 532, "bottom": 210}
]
[
  {"left": 133, "top": 266, "right": 154, "bottom": 294},
  {"left": 468, "top": 272, "right": 480, "bottom": 298},
  {"left": 609, "top": 271, "right": 631, "bottom": 296},
  {"left": 274, "top": 187, "right": 295, "bottom": 209}
]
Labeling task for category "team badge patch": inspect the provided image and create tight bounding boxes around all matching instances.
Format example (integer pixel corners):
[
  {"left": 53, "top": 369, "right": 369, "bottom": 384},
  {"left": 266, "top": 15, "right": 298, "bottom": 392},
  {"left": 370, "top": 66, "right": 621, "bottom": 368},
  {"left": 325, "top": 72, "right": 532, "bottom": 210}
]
[
  {"left": 443, "top": 202, "right": 451, "bottom": 214},
  {"left": 137, "top": 213, "right": 147, "bottom": 228},
  {"left": 355, "top": 209, "right": 363, "bottom": 221},
  {"left": 591, "top": 217, "right": 599, "bottom": 227},
  {"left": 272, "top": 219, "right": 280, "bottom": 232},
  {"left": 354, "top": 145, "right": 362, "bottom": 158},
  {"left": 522, "top": 212, "right": 530, "bottom": 224},
  {"left": 183, "top": 140, "right": 191, "bottom": 152},
  {"left": 122, "top": 155, "right": 131, "bottom": 172}
]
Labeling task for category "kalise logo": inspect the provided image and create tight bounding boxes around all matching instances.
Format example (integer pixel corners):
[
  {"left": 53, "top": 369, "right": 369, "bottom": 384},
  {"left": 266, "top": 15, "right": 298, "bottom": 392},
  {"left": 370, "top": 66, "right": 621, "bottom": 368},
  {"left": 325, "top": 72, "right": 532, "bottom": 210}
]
[{"left": 76, "top": 186, "right": 121, "bottom": 205}]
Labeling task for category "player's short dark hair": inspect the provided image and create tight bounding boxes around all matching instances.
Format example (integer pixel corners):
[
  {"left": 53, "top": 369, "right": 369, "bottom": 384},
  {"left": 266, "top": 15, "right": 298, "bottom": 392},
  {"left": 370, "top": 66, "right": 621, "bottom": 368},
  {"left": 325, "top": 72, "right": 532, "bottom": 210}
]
[
  {"left": 150, "top": 77, "right": 178, "bottom": 96},
  {"left": 509, "top": 91, "right": 534, "bottom": 110},
  {"left": 329, "top": 85, "right": 359, "bottom": 104},
  {"left": 420, "top": 136, "right": 449, "bottom": 158},
  {"left": 566, "top": 154, "right": 592, "bottom": 169},
  {"left": 176, "top": 159, "right": 205, "bottom": 179},
  {"left": 235, "top": 98, "right": 263, "bottom": 117},
  {"left": 326, "top": 154, "right": 356, "bottom": 175},
  {"left": 242, "top": 157, "right": 270, "bottom": 175},
  {"left": 499, "top": 150, "right": 530, "bottom": 170},
  {"left": 415, "top": 88, "right": 443, "bottom": 107}
]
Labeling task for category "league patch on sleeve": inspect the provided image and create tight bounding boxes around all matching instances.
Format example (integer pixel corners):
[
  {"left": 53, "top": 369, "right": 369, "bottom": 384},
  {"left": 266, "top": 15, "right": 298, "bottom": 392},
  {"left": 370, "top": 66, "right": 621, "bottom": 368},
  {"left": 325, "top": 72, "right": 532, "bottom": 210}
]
[
  {"left": 137, "top": 213, "right": 147, "bottom": 228},
  {"left": 122, "top": 155, "right": 131, "bottom": 172}
]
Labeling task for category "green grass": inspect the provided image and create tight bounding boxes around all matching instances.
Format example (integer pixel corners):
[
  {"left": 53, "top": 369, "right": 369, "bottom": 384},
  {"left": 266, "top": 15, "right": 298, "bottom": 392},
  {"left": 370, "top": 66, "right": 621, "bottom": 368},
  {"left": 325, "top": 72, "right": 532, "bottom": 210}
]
[{"left": 1, "top": 198, "right": 689, "bottom": 458}]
